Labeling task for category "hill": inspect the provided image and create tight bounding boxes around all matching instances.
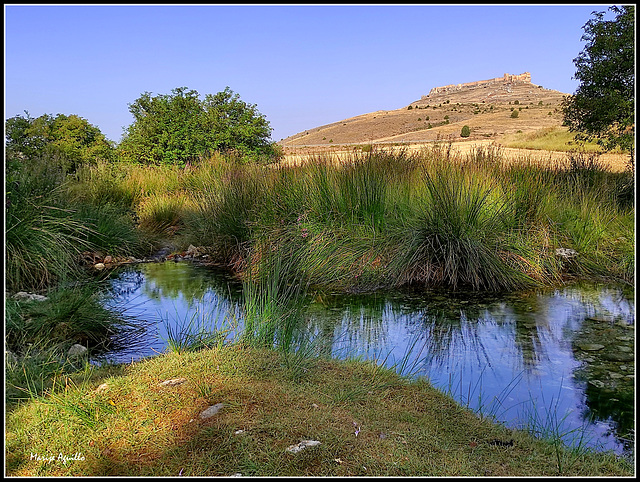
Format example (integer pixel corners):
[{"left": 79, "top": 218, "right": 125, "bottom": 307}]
[{"left": 280, "top": 72, "right": 569, "bottom": 147}]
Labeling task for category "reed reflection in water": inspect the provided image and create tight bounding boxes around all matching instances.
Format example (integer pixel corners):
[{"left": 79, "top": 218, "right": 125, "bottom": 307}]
[{"left": 104, "top": 262, "right": 634, "bottom": 456}]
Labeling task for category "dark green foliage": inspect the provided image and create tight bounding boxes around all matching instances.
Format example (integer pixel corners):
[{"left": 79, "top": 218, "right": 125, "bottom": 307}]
[
  {"left": 118, "top": 86, "right": 279, "bottom": 166},
  {"left": 5, "top": 112, "right": 114, "bottom": 172},
  {"left": 511, "top": 110, "right": 519, "bottom": 118},
  {"left": 461, "top": 125, "right": 471, "bottom": 137},
  {"left": 562, "top": 6, "right": 635, "bottom": 156}
]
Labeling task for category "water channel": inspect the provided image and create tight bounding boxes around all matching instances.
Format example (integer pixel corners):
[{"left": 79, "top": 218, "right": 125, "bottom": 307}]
[{"left": 101, "top": 261, "right": 635, "bottom": 458}]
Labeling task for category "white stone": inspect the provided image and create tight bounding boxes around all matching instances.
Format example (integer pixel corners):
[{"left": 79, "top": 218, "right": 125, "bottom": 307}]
[
  {"left": 555, "top": 248, "right": 578, "bottom": 259},
  {"left": 159, "top": 377, "right": 188, "bottom": 387},
  {"left": 286, "top": 440, "right": 321, "bottom": 453},
  {"left": 68, "top": 344, "right": 88, "bottom": 357},
  {"left": 13, "top": 291, "right": 48, "bottom": 302},
  {"left": 199, "top": 403, "right": 224, "bottom": 419}
]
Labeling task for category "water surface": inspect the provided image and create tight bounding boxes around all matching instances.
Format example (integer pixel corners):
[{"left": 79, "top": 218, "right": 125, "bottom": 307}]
[{"left": 103, "top": 261, "right": 635, "bottom": 457}]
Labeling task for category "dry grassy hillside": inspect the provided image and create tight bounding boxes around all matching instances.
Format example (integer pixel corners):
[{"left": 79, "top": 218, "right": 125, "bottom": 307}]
[{"left": 280, "top": 80, "right": 568, "bottom": 147}]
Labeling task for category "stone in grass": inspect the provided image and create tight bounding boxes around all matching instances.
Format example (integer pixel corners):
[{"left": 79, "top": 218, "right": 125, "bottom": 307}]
[
  {"left": 68, "top": 344, "right": 88, "bottom": 357},
  {"left": 6, "top": 350, "right": 18, "bottom": 364},
  {"left": 286, "top": 440, "right": 321, "bottom": 453},
  {"left": 199, "top": 403, "right": 224, "bottom": 420},
  {"left": 159, "top": 377, "right": 188, "bottom": 387},
  {"left": 13, "top": 291, "right": 48, "bottom": 302}
]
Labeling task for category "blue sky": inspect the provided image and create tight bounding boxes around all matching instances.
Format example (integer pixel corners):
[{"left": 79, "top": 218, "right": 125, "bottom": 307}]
[{"left": 4, "top": 4, "right": 615, "bottom": 143}]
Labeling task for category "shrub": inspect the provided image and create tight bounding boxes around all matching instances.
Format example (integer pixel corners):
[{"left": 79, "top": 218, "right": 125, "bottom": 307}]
[
  {"left": 461, "top": 125, "right": 471, "bottom": 137},
  {"left": 511, "top": 110, "right": 520, "bottom": 118}
]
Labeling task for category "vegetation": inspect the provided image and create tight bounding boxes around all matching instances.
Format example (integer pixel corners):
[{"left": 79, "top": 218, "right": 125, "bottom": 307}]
[
  {"left": 502, "top": 127, "right": 624, "bottom": 153},
  {"left": 562, "top": 5, "right": 635, "bottom": 158},
  {"left": 5, "top": 112, "right": 114, "bottom": 172},
  {"left": 118, "top": 86, "right": 281, "bottom": 166},
  {"left": 4, "top": 77, "right": 634, "bottom": 476},
  {"left": 5, "top": 346, "right": 633, "bottom": 476},
  {"left": 461, "top": 125, "right": 470, "bottom": 137}
]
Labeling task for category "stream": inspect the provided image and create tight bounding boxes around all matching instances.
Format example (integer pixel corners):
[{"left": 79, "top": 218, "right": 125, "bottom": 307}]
[{"left": 100, "top": 261, "right": 635, "bottom": 458}]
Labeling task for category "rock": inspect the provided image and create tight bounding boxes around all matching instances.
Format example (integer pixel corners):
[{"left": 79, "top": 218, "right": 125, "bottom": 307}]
[
  {"left": 577, "top": 343, "right": 605, "bottom": 351},
  {"left": 286, "top": 440, "right": 321, "bottom": 453},
  {"left": 13, "top": 291, "right": 48, "bottom": 302},
  {"left": 199, "top": 403, "right": 224, "bottom": 419},
  {"left": 6, "top": 350, "right": 18, "bottom": 364},
  {"left": 588, "top": 379, "right": 605, "bottom": 388},
  {"left": 94, "top": 263, "right": 105, "bottom": 270},
  {"left": 555, "top": 248, "right": 578, "bottom": 259},
  {"left": 159, "top": 377, "right": 188, "bottom": 387},
  {"left": 616, "top": 345, "right": 632, "bottom": 352},
  {"left": 186, "top": 245, "right": 200, "bottom": 257},
  {"left": 602, "top": 352, "right": 635, "bottom": 362},
  {"left": 68, "top": 344, "right": 88, "bottom": 357}
]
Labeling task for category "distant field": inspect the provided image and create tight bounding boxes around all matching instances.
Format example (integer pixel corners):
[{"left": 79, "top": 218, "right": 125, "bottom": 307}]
[{"left": 282, "top": 138, "right": 632, "bottom": 172}]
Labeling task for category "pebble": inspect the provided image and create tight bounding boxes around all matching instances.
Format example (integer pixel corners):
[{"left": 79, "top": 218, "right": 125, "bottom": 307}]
[
  {"left": 199, "top": 403, "right": 224, "bottom": 419},
  {"left": 159, "top": 377, "right": 188, "bottom": 387},
  {"left": 286, "top": 440, "right": 321, "bottom": 453}
]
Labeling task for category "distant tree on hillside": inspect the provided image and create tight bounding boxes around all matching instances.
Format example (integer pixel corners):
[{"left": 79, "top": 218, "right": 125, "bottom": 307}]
[
  {"left": 460, "top": 125, "right": 470, "bottom": 137},
  {"left": 562, "top": 5, "right": 635, "bottom": 160},
  {"left": 118, "top": 86, "right": 279, "bottom": 166}
]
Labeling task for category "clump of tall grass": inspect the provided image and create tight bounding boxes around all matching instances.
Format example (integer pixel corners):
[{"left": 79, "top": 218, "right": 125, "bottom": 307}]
[
  {"left": 5, "top": 283, "right": 146, "bottom": 356},
  {"left": 393, "top": 164, "right": 534, "bottom": 291},
  {"left": 6, "top": 157, "right": 97, "bottom": 292},
  {"left": 161, "top": 298, "right": 238, "bottom": 354},
  {"left": 182, "top": 158, "right": 266, "bottom": 262},
  {"left": 241, "top": 244, "right": 309, "bottom": 352}
]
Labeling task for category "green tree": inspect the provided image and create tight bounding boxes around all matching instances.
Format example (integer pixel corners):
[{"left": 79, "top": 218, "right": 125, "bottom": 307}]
[
  {"left": 562, "top": 5, "right": 635, "bottom": 158},
  {"left": 510, "top": 110, "right": 519, "bottom": 118},
  {"left": 118, "top": 86, "right": 278, "bottom": 166},
  {"left": 5, "top": 112, "right": 114, "bottom": 172},
  {"left": 460, "top": 125, "right": 470, "bottom": 137}
]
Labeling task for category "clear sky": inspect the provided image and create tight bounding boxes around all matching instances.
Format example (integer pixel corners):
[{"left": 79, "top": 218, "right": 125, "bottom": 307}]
[{"left": 4, "top": 4, "right": 616, "bottom": 144}]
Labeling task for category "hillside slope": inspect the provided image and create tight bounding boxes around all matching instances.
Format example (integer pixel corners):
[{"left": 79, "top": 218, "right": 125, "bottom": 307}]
[{"left": 281, "top": 74, "right": 569, "bottom": 147}]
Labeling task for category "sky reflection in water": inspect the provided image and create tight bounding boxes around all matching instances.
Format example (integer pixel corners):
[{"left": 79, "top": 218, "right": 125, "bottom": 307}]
[{"left": 103, "top": 262, "right": 634, "bottom": 456}]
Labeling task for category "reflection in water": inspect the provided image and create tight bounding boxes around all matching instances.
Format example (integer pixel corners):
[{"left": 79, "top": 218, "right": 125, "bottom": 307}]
[{"left": 104, "top": 262, "right": 634, "bottom": 457}]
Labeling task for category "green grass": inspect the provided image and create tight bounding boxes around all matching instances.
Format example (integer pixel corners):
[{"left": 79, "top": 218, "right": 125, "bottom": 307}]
[
  {"left": 501, "top": 127, "right": 625, "bottom": 153},
  {"left": 5, "top": 346, "right": 632, "bottom": 477}
]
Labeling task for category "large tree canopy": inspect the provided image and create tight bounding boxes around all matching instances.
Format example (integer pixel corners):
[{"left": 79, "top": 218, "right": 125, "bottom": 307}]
[
  {"left": 118, "top": 86, "right": 278, "bottom": 165},
  {"left": 562, "top": 5, "right": 635, "bottom": 156},
  {"left": 5, "top": 112, "right": 114, "bottom": 172}
]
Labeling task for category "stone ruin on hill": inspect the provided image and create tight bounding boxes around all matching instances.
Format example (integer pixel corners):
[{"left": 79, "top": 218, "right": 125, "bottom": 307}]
[{"left": 424, "top": 72, "right": 532, "bottom": 97}]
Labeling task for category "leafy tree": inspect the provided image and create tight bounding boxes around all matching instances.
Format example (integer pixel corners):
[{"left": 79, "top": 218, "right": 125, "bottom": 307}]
[
  {"left": 562, "top": 5, "right": 635, "bottom": 157},
  {"left": 5, "top": 112, "right": 114, "bottom": 172},
  {"left": 510, "top": 110, "right": 519, "bottom": 118},
  {"left": 118, "top": 86, "right": 278, "bottom": 166},
  {"left": 460, "top": 125, "right": 470, "bottom": 137}
]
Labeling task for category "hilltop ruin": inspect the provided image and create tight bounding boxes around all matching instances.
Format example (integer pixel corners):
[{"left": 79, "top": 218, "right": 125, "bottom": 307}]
[{"left": 425, "top": 72, "right": 532, "bottom": 97}]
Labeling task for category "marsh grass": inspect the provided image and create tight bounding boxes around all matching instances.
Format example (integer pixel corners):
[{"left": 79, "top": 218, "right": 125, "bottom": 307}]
[{"left": 161, "top": 299, "right": 237, "bottom": 354}]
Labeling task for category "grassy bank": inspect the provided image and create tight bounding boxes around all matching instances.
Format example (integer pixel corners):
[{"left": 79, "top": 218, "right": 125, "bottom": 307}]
[
  {"left": 5, "top": 346, "right": 632, "bottom": 477},
  {"left": 66, "top": 145, "right": 634, "bottom": 292}
]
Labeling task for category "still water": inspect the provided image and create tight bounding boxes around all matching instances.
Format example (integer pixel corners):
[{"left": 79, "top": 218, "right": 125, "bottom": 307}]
[{"left": 102, "top": 261, "right": 635, "bottom": 457}]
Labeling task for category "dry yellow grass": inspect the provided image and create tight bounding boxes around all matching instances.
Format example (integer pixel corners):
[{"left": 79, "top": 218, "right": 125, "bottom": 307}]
[{"left": 282, "top": 139, "right": 631, "bottom": 172}]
